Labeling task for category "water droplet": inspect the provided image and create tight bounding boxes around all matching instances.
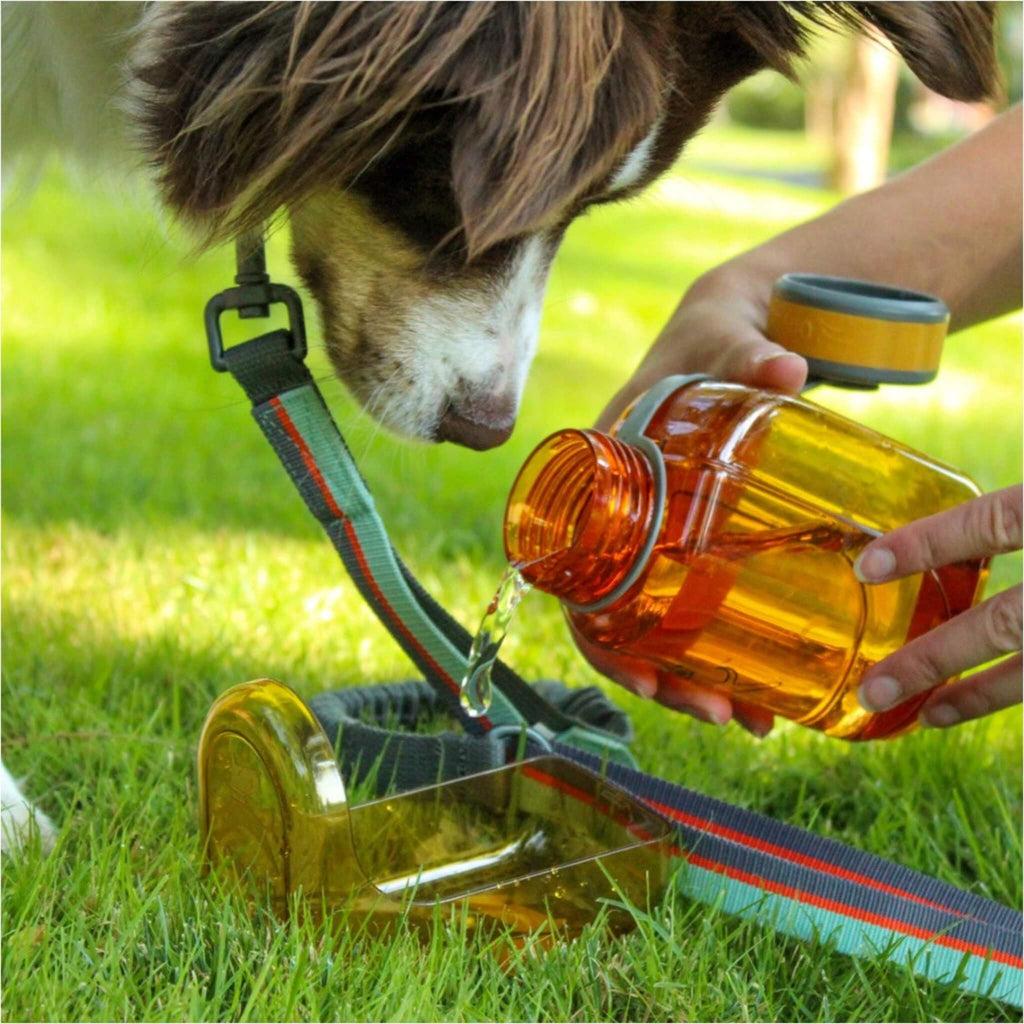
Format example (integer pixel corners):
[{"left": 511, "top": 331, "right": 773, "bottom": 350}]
[{"left": 460, "top": 565, "right": 532, "bottom": 717}]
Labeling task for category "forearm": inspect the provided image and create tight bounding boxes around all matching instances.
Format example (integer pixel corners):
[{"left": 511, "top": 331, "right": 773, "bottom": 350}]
[{"left": 692, "top": 105, "right": 1022, "bottom": 333}]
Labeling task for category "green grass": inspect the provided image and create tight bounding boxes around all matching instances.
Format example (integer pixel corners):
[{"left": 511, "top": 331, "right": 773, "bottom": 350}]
[{"left": 3, "top": 124, "right": 1021, "bottom": 1022}]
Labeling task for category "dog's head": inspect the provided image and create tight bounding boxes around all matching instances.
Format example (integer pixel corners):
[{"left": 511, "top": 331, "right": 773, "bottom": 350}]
[{"left": 136, "top": 2, "right": 998, "bottom": 448}]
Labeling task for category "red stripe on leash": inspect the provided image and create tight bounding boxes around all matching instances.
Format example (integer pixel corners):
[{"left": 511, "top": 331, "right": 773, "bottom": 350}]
[
  {"left": 270, "top": 397, "right": 346, "bottom": 520},
  {"left": 269, "top": 397, "right": 492, "bottom": 731},
  {"left": 681, "top": 848, "right": 1023, "bottom": 970},
  {"left": 646, "top": 798, "right": 965, "bottom": 918}
]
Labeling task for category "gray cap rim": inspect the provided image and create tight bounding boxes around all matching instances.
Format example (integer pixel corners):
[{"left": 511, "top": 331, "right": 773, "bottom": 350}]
[{"left": 775, "top": 273, "right": 949, "bottom": 325}]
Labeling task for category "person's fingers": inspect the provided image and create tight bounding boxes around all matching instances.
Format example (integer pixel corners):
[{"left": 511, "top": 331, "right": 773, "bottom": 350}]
[
  {"left": 686, "top": 333, "right": 807, "bottom": 393},
  {"left": 858, "top": 583, "right": 1022, "bottom": 711},
  {"left": 731, "top": 700, "right": 775, "bottom": 738},
  {"left": 742, "top": 348, "right": 808, "bottom": 393},
  {"left": 655, "top": 682, "right": 777, "bottom": 737},
  {"left": 572, "top": 627, "right": 735, "bottom": 726},
  {"left": 596, "top": 300, "right": 809, "bottom": 430},
  {"left": 854, "top": 485, "right": 1023, "bottom": 583},
  {"left": 650, "top": 674, "right": 732, "bottom": 726},
  {"left": 918, "top": 653, "right": 1023, "bottom": 727},
  {"left": 572, "top": 632, "right": 659, "bottom": 699},
  {"left": 575, "top": 629, "right": 778, "bottom": 736},
  {"left": 596, "top": 338, "right": 804, "bottom": 431}
]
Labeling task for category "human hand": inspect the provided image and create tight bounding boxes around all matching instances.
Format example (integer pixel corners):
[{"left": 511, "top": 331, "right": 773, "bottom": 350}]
[
  {"left": 596, "top": 268, "right": 808, "bottom": 431},
  {"left": 587, "top": 267, "right": 807, "bottom": 737},
  {"left": 570, "top": 625, "right": 775, "bottom": 737},
  {"left": 855, "top": 485, "right": 1023, "bottom": 728}
]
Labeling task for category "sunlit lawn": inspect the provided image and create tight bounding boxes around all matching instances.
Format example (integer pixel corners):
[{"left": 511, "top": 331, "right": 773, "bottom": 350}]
[{"left": 2, "top": 123, "right": 1021, "bottom": 1022}]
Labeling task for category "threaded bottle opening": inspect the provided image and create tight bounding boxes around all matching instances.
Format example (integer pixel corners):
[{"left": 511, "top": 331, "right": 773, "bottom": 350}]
[{"left": 504, "top": 429, "right": 655, "bottom": 606}]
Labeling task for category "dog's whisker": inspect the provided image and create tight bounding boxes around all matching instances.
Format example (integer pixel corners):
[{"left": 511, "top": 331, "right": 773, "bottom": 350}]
[{"left": 321, "top": 363, "right": 404, "bottom": 461}]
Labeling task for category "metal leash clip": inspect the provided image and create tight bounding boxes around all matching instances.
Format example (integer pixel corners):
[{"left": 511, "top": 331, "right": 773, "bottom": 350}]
[{"left": 204, "top": 235, "right": 307, "bottom": 372}]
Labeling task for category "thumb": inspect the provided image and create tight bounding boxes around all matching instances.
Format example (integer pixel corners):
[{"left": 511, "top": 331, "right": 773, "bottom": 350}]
[{"left": 742, "top": 344, "right": 808, "bottom": 393}]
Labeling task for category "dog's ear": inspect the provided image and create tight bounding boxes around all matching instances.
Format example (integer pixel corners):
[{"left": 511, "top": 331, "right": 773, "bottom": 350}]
[
  {"left": 136, "top": 2, "right": 669, "bottom": 253},
  {"left": 732, "top": 2, "right": 1000, "bottom": 102},
  {"left": 134, "top": 3, "right": 509, "bottom": 245},
  {"left": 447, "top": 4, "right": 669, "bottom": 257}
]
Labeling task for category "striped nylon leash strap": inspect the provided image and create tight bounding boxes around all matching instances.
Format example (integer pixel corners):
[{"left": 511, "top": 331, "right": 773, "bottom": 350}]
[{"left": 204, "top": 261, "right": 1023, "bottom": 1007}]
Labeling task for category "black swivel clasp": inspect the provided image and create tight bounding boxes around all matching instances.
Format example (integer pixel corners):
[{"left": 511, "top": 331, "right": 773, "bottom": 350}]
[{"left": 204, "top": 231, "right": 307, "bottom": 372}]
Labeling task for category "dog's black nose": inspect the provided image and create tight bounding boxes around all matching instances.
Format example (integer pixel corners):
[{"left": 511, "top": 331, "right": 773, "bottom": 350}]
[{"left": 436, "top": 407, "right": 514, "bottom": 450}]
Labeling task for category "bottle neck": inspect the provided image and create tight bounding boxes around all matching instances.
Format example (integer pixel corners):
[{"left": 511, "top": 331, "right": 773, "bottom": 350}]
[{"left": 503, "top": 429, "right": 655, "bottom": 606}]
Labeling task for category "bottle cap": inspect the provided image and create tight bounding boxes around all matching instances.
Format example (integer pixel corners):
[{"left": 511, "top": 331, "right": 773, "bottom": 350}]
[
  {"left": 566, "top": 374, "right": 711, "bottom": 613},
  {"left": 767, "top": 274, "right": 949, "bottom": 389}
]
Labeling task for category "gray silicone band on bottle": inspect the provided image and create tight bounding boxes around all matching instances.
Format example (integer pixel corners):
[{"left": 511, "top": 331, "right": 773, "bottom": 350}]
[
  {"left": 565, "top": 374, "right": 710, "bottom": 615},
  {"left": 774, "top": 274, "right": 949, "bottom": 324}
]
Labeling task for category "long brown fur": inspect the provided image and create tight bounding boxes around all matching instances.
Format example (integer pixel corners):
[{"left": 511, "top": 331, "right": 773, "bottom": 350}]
[
  {"left": 136, "top": 2, "right": 999, "bottom": 261},
  {"left": 137, "top": 3, "right": 664, "bottom": 255}
]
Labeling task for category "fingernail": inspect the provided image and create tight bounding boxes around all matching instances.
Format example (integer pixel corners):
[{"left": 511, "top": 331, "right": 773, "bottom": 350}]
[
  {"left": 858, "top": 675, "right": 903, "bottom": 712},
  {"left": 694, "top": 706, "right": 727, "bottom": 726},
  {"left": 752, "top": 350, "right": 791, "bottom": 367},
  {"left": 630, "top": 673, "right": 658, "bottom": 700},
  {"left": 921, "top": 704, "right": 962, "bottom": 728},
  {"left": 854, "top": 547, "right": 897, "bottom": 582}
]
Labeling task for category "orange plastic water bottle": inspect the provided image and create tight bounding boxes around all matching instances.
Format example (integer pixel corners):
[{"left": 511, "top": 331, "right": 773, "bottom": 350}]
[{"left": 504, "top": 374, "right": 987, "bottom": 740}]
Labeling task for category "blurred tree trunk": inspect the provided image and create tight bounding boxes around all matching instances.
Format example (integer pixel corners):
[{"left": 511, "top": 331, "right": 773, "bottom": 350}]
[
  {"left": 831, "top": 31, "right": 901, "bottom": 194},
  {"left": 805, "top": 74, "right": 835, "bottom": 149}
]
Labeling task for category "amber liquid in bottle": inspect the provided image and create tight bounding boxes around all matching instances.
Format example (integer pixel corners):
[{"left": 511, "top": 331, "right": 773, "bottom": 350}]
[{"left": 504, "top": 381, "right": 987, "bottom": 741}]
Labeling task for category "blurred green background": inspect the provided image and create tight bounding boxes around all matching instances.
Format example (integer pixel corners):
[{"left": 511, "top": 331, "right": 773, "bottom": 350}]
[{"left": 2, "top": 17, "right": 1021, "bottom": 1022}]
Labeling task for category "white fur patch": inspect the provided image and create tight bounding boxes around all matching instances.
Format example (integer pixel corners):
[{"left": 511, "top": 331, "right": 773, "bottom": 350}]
[
  {"left": 607, "top": 118, "right": 663, "bottom": 194},
  {"left": 1, "top": 761, "right": 56, "bottom": 855},
  {"left": 379, "top": 234, "right": 552, "bottom": 438},
  {"left": 494, "top": 233, "right": 549, "bottom": 399}
]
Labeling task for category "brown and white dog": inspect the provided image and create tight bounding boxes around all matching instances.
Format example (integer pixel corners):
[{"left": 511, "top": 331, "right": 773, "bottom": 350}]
[{"left": 0, "top": 2, "right": 998, "bottom": 851}]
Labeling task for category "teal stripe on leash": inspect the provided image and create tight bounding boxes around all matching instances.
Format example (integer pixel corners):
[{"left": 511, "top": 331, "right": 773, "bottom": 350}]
[
  {"left": 677, "top": 859, "right": 1023, "bottom": 1005},
  {"left": 277, "top": 384, "right": 526, "bottom": 729}
]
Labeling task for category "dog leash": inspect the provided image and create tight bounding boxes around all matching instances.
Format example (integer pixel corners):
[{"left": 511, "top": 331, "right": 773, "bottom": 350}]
[{"left": 203, "top": 241, "right": 1023, "bottom": 1006}]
